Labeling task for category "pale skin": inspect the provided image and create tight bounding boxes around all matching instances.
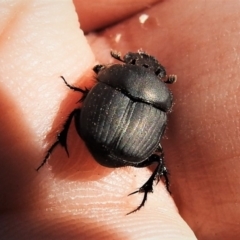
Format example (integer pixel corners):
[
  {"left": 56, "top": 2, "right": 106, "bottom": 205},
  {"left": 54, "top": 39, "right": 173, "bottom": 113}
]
[{"left": 1, "top": 1, "right": 240, "bottom": 239}]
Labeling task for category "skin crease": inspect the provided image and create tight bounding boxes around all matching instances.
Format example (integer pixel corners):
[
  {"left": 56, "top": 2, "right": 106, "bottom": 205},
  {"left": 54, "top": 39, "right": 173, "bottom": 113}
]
[{"left": 0, "top": 0, "right": 240, "bottom": 239}]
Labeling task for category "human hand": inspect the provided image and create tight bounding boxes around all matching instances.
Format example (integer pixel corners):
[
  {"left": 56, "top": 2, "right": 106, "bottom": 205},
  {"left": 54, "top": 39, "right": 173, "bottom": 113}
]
[{"left": 1, "top": 1, "right": 239, "bottom": 240}]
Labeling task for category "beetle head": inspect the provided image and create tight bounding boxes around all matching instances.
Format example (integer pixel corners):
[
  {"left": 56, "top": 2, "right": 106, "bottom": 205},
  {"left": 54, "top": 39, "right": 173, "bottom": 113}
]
[{"left": 123, "top": 51, "right": 167, "bottom": 79}]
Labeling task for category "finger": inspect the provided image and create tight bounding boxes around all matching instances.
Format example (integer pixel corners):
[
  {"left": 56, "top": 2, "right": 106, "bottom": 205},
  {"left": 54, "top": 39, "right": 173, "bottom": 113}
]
[
  {"left": 73, "top": 0, "right": 161, "bottom": 32},
  {"left": 87, "top": 0, "right": 240, "bottom": 239}
]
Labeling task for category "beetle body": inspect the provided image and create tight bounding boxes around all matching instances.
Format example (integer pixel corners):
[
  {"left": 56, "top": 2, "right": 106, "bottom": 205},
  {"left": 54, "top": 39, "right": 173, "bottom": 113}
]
[
  {"left": 37, "top": 51, "right": 176, "bottom": 214},
  {"left": 77, "top": 63, "right": 172, "bottom": 168}
]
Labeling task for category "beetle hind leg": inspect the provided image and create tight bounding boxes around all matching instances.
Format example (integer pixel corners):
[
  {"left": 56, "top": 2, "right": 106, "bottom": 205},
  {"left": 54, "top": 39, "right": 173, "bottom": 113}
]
[{"left": 127, "top": 150, "right": 170, "bottom": 215}]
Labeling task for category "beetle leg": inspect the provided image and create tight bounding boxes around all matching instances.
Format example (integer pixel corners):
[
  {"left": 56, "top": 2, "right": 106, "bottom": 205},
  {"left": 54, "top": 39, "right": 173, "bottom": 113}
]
[
  {"left": 162, "top": 74, "right": 177, "bottom": 84},
  {"left": 110, "top": 50, "right": 125, "bottom": 62},
  {"left": 61, "top": 76, "right": 89, "bottom": 102},
  {"left": 93, "top": 64, "right": 106, "bottom": 74},
  {"left": 127, "top": 149, "right": 170, "bottom": 214},
  {"left": 149, "top": 146, "right": 171, "bottom": 193},
  {"left": 36, "top": 109, "right": 78, "bottom": 171}
]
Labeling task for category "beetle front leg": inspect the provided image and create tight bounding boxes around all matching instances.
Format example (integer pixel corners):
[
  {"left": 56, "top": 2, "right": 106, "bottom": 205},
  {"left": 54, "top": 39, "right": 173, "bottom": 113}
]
[
  {"left": 127, "top": 149, "right": 170, "bottom": 215},
  {"left": 93, "top": 64, "right": 106, "bottom": 74},
  {"left": 36, "top": 109, "right": 78, "bottom": 171},
  {"left": 61, "top": 76, "right": 89, "bottom": 102},
  {"left": 110, "top": 50, "right": 125, "bottom": 62}
]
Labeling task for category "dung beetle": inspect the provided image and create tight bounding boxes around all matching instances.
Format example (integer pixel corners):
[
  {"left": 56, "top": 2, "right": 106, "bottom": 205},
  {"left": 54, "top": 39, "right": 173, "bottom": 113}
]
[{"left": 37, "top": 50, "right": 176, "bottom": 214}]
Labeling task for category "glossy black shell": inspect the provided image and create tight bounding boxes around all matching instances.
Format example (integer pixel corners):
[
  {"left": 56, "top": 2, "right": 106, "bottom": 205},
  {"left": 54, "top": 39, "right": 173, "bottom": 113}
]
[{"left": 75, "top": 62, "right": 173, "bottom": 168}]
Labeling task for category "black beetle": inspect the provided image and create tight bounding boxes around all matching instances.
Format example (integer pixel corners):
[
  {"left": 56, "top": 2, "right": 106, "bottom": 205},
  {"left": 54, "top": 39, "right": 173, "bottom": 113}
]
[{"left": 37, "top": 50, "right": 176, "bottom": 214}]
